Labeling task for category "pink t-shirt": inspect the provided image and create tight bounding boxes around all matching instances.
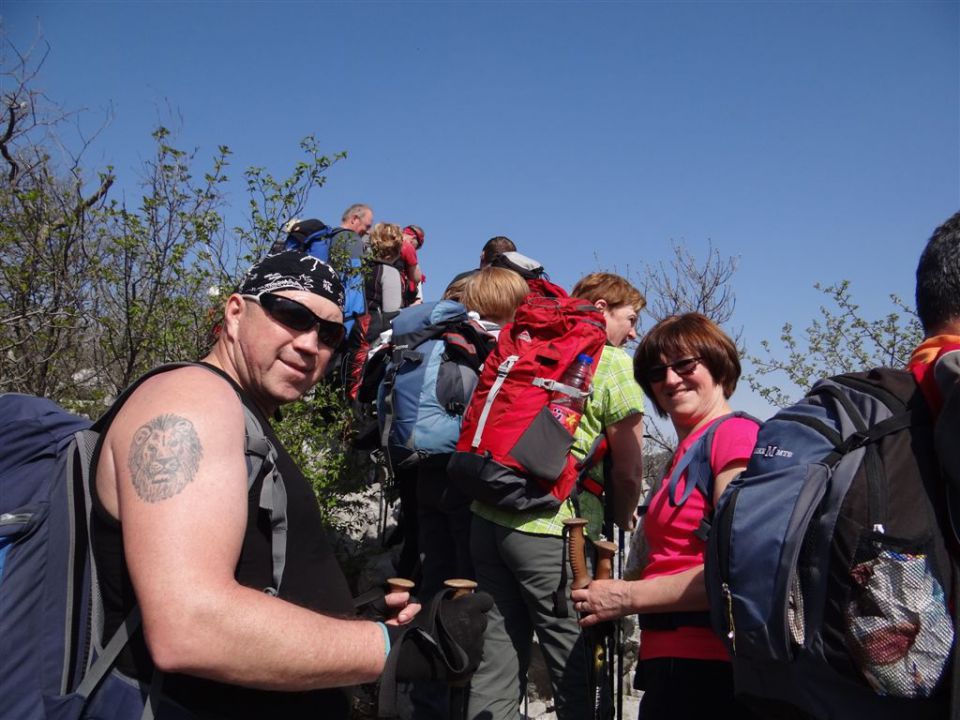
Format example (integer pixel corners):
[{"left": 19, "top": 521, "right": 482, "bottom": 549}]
[{"left": 639, "top": 416, "right": 759, "bottom": 661}]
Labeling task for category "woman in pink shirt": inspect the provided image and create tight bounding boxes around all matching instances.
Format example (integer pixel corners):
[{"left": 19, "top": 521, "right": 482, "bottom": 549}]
[{"left": 572, "top": 313, "right": 760, "bottom": 718}]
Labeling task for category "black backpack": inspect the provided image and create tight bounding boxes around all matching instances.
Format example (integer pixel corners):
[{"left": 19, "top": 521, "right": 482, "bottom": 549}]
[{"left": 705, "top": 368, "right": 957, "bottom": 719}]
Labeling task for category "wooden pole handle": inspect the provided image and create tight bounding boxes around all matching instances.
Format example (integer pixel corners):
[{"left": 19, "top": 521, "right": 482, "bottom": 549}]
[
  {"left": 444, "top": 578, "right": 477, "bottom": 599},
  {"left": 563, "top": 518, "right": 590, "bottom": 590},
  {"left": 593, "top": 540, "right": 617, "bottom": 581},
  {"left": 386, "top": 577, "right": 415, "bottom": 594}
]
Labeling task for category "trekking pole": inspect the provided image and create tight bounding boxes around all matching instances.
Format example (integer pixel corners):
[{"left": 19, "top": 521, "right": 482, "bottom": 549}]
[
  {"left": 592, "top": 540, "right": 617, "bottom": 720},
  {"left": 444, "top": 578, "right": 476, "bottom": 720},
  {"left": 616, "top": 527, "right": 625, "bottom": 720},
  {"left": 563, "top": 519, "right": 616, "bottom": 720}
]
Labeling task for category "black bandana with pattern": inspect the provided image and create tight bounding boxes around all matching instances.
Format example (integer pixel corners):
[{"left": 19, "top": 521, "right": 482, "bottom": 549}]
[{"left": 237, "top": 251, "right": 345, "bottom": 309}]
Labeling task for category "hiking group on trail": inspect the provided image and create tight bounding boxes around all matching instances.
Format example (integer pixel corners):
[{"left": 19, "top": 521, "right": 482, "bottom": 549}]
[{"left": 3, "top": 206, "right": 960, "bottom": 720}]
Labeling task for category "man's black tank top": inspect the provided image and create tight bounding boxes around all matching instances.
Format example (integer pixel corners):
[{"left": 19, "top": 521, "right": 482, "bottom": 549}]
[{"left": 90, "top": 364, "right": 355, "bottom": 719}]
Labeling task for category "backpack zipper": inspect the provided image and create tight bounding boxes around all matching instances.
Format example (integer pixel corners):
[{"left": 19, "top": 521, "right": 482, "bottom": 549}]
[
  {"left": 471, "top": 355, "right": 519, "bottom": 448},
  {"left": 715, "top": 485, "right": 741, "bottom": 653},
  {"left": 721, "top": 582, "right": 737, "bottom": 653}
]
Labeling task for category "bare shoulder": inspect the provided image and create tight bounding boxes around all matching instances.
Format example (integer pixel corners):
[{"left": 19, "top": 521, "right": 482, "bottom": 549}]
[
  {"left": 99, "top": 365, "right": 246, "bottom": 513},
  {"left": 111, "top": 365, "right": 244, "bottom": 442}
]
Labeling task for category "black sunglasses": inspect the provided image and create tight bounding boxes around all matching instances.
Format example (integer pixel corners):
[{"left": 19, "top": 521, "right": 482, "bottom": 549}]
[
  {"left": 243, "top": 292, "right": 346, "bottom": 349},
  {"left": 646, "top": 357, "right": 701, "bottom": 383}
]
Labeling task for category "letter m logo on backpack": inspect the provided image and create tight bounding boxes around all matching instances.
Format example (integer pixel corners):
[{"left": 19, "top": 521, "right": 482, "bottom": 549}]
[
  {"left": 705, "top": 368, "right": 957, "bottom": 719},
  {"left": 450, "top": 295, "right": 607, "bottom": 512}
]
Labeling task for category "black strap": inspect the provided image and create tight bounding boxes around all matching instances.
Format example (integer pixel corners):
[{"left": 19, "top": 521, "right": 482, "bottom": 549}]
[
  {"left": 377, "top": 587, "right": 469, "bottom": 717},
  {"left": 554, "top": 524, "right": 572, "bottom": 619}
]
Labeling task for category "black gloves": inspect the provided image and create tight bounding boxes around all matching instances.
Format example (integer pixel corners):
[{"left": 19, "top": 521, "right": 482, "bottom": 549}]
[
  {"left": 378, "top": 586, "right": 494, "bottom": 716},
  {"left": 392, "top": 589, "right": 493, "bottom": 683}
]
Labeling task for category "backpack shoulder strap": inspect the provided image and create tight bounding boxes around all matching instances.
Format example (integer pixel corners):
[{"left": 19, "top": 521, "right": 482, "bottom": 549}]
[{"left": 666, "top": 412, "right": 762, "bottom": 510}]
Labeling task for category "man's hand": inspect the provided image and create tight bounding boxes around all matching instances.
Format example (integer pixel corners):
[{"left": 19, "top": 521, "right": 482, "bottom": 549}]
[{"left": 383, "top": 589, "right": 420, "bottom": 626}]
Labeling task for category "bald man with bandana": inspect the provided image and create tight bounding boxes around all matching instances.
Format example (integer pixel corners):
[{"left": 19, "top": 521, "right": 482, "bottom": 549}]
[{"left": 91, "top": 251, "right": 491, "bottom": 719}]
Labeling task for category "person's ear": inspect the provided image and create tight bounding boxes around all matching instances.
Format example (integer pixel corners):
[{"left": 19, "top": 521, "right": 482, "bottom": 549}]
[
  {"left": 223, "top": 294, "right": 246, "bottom": 338},
  {"left": 594, "top": 299, "right": 609, "bottom": 312}
]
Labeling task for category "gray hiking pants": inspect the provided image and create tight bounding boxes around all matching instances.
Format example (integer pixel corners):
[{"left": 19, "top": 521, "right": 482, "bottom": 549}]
[{"left": 466, "top": 514, "right": 590, "bottom": 720}]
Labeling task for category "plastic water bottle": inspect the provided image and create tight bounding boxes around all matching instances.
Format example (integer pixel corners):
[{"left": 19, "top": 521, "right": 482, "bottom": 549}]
[{"left": 548, "top": 353, "right": 593, "bottom": 434}]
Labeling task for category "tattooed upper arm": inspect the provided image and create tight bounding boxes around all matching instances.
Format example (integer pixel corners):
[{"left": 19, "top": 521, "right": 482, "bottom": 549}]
[{"left": 128, "top": 413, "right": 204, "bottom": 502}]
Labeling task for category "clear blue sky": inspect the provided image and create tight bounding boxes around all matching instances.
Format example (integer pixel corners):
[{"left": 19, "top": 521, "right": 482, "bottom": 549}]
[{"left": 5, "top": 0, "right": 959, "bottom": 419}]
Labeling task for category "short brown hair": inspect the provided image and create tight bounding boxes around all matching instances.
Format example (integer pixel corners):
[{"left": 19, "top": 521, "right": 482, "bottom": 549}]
[
  {"left": 480, "top": 236, "right": 516, "bottom": 265},
  {"left": 462, "top": 267, "right": 529, "bottom": 325},
  {"left": 633, "top": 313, "right": 741, "bottom": 417},
  {"left": 571, "top": 272, "right": 645, "bottom": 312},
  {"left": 368, "top": 222, "right": 403, "bottom": 261}
]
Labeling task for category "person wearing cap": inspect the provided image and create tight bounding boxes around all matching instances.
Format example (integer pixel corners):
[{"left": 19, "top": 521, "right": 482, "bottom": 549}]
[
  {"left": 91, "top": 251, "right": 492, "bottom": 719},
  {"left": 400, "top": 224, "right": 426, "bottom": 305}
]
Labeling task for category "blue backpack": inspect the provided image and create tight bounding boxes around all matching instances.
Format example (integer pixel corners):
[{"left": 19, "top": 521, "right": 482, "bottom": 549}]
[
  {"left": 273, "top": 218, "right": 368, "bottom": 335},
  {"left": 376, "top": 300, "right": 494, "bottom": 467},
  {"left": 705, "top": 368, "right": 956, "bottom": 719},
  {"left": 0, "top": 363, "right": 289, "bottom": 720}
]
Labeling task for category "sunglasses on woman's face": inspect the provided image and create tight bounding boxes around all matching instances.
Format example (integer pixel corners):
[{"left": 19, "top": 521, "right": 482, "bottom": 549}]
[
  {"left": 243, "top": 292, "right": 346, "bottom": 349},
  {"left": 646, "top": 357, "right": 701, "bottom": 383}
]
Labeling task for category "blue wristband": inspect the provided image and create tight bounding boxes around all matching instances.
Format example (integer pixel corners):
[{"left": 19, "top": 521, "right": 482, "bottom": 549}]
[{"left": 377, "top": 621, "right": 391, "bottom": 659}]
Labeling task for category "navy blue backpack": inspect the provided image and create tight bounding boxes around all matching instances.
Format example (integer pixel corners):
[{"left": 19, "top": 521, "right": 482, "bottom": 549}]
[
  {"left": 0, "top": 364, "right": 289, "bottom": 720},
  {"left": 705, "top": 368, "right": 957, "bottom": 719}
]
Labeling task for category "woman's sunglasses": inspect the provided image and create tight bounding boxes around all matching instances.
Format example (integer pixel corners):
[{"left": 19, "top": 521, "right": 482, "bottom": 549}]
[
  {"left": 243, "top": 292, "right": 346, "bottom": 349},
  {"left": 646, "top": 357, "right": 701, "bottom": 383}
]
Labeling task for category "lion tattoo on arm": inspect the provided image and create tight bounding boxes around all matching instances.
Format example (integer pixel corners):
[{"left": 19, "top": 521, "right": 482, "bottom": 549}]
[{"left": 128, "top": 414, "right": 203, "bottom": 502}]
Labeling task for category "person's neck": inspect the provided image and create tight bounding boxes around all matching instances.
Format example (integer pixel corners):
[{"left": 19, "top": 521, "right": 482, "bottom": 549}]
[
  {"left": 202, "top": 345, "right": 276, "bottom": 418},
  {"left": 674, "top": 397, "right": 732, "bottom": 443}
]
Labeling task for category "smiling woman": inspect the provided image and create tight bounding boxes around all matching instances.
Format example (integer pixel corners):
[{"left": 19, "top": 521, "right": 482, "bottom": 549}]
[{"left": 571, "top": 312, "right": 761, "bottom": 720}]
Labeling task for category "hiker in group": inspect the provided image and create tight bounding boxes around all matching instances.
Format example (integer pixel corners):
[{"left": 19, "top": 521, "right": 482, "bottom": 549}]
[
  {"left": 342, "top": 202, "right": 374, "bottom": 236},
  {"left": 572, "top": 312, "right": 761, "bottom": 718},
  {"left": 673, "top": 213, "right": 958, "bottom": 720},
  {"left": 910, "top": 209, "right": 960, "bottom": 433},
  {"left": 416, "top": 267, "right": 530, "bottom": 595},
  {"left": 399, "top": 224, "right": 426, "bottom": 305},
  {"left": 401, "top": 267, "right": 529, "bottom": 720},
  {"left": 90, "top": 250, "right": 492, "bottom": 719},
  {"left": 365, "top": 221, "right": 406, "bottom": 341},
  {"left": 465, "top": 271, "right": 646, "bottom": 720},
  {"left": 448, "top": 235, "right": 517, "bottom": 288},
  {"left": 461, "top": 265, "right": 529, "bottom": 338}
]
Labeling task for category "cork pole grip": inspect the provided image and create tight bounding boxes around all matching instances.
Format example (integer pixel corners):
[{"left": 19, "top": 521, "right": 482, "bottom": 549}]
[
  {"left": 563, "top": 518, "right": 590, "bottom": 590},
  {"left": 593, "top": 540, "right": 617, "bottom": 581}
]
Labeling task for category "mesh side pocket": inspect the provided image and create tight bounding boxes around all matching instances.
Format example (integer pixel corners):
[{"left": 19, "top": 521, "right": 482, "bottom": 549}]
[
  {"left": 844, "top": 535, "right": 953, "bottom": 698},
  {"left": 788, "top": 573, "right": 805, "bottom": 645}
]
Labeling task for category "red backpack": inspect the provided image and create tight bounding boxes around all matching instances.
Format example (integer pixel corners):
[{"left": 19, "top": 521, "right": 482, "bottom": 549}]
[{"left": 449, "top": 289, "right": 607, "bottom": 511}]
